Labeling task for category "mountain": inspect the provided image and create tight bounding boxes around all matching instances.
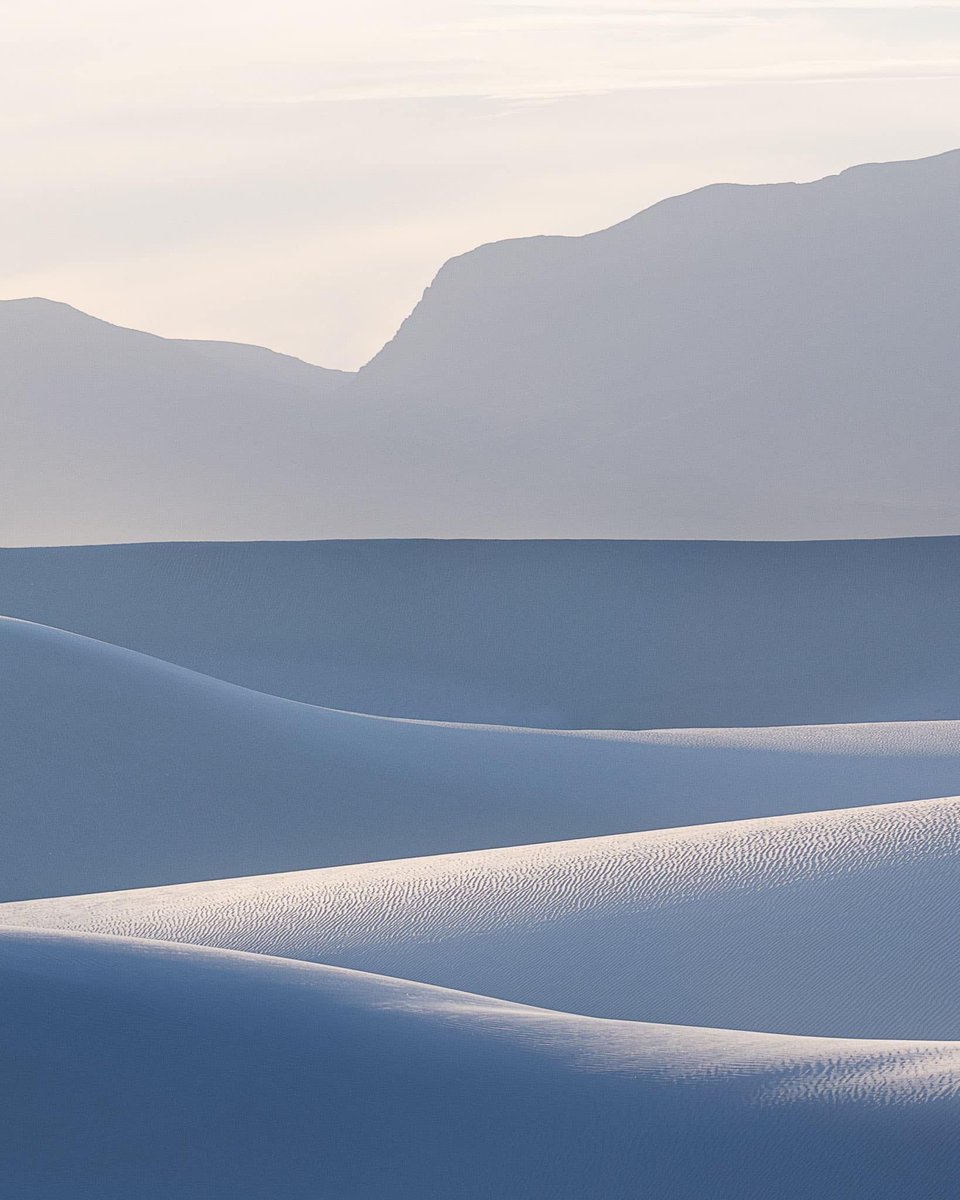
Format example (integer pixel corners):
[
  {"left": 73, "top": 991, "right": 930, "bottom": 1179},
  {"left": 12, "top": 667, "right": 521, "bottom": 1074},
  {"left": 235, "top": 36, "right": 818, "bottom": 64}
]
[
  {"left": 347, "top": 147, "right": 960, "bottom": 539},
  {"left": 0, "top": 298, "right": 353, "bottom": 545},
  {"left": 3, "top": 148, "right": 960, "bottom": 543},
  {"left": 2, "top": 929, "right": 957, "bottom": 1199},
  {"left": 2, "top": 295, "right": 352, "bottom": 393},
  {"left": 4, "top": 539, "right": 960, "bottom": 728},
  {"left": 7, "top": 146, "right": 960, "bottom": 1199},
  {"left": 165, "top": 333, "right": 352, "bottom": 393}
]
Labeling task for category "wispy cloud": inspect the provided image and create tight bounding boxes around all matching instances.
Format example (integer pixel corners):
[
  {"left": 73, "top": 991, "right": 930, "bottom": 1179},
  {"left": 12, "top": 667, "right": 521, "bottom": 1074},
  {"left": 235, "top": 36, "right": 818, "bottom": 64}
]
[{"left": 244, "top": 56, "right": 960, "bottom": 107}]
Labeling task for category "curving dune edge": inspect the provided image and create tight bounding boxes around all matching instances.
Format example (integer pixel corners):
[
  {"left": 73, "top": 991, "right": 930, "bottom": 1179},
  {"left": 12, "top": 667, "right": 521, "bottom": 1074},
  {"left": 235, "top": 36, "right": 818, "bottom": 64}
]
[
  {"left": 0, "top": 926, "right": 958, "bottom": 1199},
  {"left": 3, "top": 571, "right": 960, "bottom": 1194}
]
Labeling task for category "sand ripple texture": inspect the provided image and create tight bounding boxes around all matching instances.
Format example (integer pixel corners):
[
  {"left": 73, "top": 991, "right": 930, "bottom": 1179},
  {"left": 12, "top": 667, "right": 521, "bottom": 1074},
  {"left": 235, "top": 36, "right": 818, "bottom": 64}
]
[
  {"left": 7, "top": 613, "right": 960, "bottom": 901},
  {"left": 0, "top": 928, "right": 958, "bottom": 1199},
  {"left": 8, "top": 795, "right": 960, "bottom": 1040}
]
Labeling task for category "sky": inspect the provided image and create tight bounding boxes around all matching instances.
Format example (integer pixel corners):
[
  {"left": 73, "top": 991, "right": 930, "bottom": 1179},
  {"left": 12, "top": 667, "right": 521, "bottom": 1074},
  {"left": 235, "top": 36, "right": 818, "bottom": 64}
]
[{"left": 2, "top": 1, "right": 959, "bottom": 369}]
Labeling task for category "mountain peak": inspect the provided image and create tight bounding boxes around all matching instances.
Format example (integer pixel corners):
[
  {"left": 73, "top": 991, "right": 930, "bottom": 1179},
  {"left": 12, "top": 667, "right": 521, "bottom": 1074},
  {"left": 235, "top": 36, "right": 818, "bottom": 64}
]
[{"left": 3, "top": 147, "right": 960, "bottom": 543}]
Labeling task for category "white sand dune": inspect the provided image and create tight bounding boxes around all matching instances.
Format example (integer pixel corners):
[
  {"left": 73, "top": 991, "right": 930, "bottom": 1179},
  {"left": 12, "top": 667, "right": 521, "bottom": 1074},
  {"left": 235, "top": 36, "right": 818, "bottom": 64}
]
[
  {"left": 8, "top": 796, "right": 960, "bottom": 1040},
  {"left": 0, "top": 927, "right": 957, "bottom": 1199},
  {"left": 6, "top": 146, "right": 960, "bottom": 1197},
  {"left": 4, "top": 537, "right": 960, "bottom": 728},
  {"left": 7, "top": 612, "right": 960, "bottom": 902}
]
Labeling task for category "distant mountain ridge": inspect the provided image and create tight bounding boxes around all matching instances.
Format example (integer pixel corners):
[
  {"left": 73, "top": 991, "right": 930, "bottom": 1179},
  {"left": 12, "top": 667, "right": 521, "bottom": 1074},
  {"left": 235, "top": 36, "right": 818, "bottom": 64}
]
[
  {"left": 3, "top": 147, "right": 959, "bottom": 543},
  {"left": 0, "top": 297, "right": 356, "bottom": 545},
  {"left": 346, "top": 147, "right": 960, "bottom": 539},
  {"left": 6, "top": 297, "right": 353, "bottom": 390}
]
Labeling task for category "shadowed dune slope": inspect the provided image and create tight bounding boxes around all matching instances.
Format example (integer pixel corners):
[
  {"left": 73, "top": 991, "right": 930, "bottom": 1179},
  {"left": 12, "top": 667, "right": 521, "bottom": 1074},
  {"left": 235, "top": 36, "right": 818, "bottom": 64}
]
[
  {"left": 9, "top": 797, "right": 960, "bottom": 1040},
  {"left": 0, "top": 929, "right": 958, "bottom": 1200},
  {"left": 4, "top": 538, "right": 960, "bottom": 727},
  {"left": 6, "top": 614, "right": 960, "bottom": 901}
]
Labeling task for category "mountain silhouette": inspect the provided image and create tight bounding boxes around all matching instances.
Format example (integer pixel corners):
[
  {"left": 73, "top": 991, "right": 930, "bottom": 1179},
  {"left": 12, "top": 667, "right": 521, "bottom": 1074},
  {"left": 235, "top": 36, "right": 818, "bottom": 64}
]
[{"left": 3, "top": 148, "right": 959, "bottom": 543}]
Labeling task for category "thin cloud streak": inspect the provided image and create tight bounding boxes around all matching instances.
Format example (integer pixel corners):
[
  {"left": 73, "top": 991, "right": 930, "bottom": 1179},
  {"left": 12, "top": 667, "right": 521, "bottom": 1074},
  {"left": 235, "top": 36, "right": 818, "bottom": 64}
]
[{"left": 246, "top": 58, "right": 960, "bottom": 106}]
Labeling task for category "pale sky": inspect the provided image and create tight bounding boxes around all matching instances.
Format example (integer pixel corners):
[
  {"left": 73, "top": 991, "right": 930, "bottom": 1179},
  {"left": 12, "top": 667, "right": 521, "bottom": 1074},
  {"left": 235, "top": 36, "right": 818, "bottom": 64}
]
[{"left": 3, "top": 1, "right": 960, "bottom": 368}]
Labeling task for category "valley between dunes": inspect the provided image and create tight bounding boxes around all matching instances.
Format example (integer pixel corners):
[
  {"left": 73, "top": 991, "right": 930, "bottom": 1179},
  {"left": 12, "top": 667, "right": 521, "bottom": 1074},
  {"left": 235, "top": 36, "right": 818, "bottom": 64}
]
[{"left": 2, "top": 536, "right": 960, "bottom": 1195}]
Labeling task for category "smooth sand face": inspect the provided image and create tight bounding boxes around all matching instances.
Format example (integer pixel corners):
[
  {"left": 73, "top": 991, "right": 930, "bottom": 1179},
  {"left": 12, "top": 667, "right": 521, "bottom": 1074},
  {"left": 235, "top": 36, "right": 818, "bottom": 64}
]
[
  {"left": 6, "top": 611, "right": 960, "bottom": 901},
  {"left": 1, "top": 927, "right": 958, "bottom": 1199},
  {"left": 6, "top": 537, "right": 960, "bottom": 730}
]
